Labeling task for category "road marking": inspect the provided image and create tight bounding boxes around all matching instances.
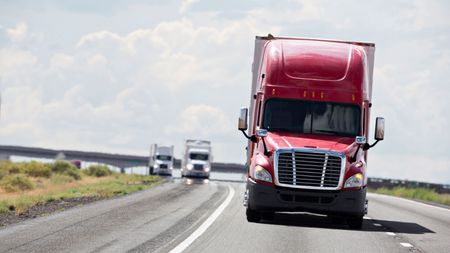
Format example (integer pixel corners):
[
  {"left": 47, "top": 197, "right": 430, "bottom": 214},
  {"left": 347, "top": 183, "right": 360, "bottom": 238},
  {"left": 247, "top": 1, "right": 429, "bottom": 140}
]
[
  {"left": 169, "top": 185, "right": 235, "bottom": 253},
  {"left": 386, "top": 232, "right": 396, "bottom": 236},
  {"left": 369, "top": 193, "right": 450, "bottom": 212},
  {"left": 400, "top": 243, "right": 413, "bottom": 248},
  {"left": 373, "top": 223, "right": 382, "bottom": 227}
]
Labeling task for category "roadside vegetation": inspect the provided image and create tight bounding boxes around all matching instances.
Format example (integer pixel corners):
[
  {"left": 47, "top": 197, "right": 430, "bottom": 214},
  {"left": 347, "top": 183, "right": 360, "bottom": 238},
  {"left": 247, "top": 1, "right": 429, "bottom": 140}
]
[
  {"left": 370, "top": 187, "right": 450, "bottom": 206},
  {"left": 0, "top": 161, "right": 162, "bottom": 215}
]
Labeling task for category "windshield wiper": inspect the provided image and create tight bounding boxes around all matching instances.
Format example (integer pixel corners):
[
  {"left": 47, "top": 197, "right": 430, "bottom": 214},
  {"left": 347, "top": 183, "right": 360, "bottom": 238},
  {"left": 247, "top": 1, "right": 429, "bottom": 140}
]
[
  {"left": 268, "top": 127, "right": 293, "bottom": 132},
  {"left": 313, "top": 129, "right": 341, "bottom": 135}
]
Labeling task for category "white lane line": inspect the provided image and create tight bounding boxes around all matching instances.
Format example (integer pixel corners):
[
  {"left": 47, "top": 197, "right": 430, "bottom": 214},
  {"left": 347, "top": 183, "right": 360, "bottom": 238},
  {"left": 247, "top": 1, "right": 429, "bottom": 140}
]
[
  {"left": 169, "top": 185, "right": 235, "bottom": 253},
  {"left": 369, "top": 193, "right": 450, "bottom": 212},
  {"left": 373, "top": 223, "right": 382, "bottom": 227},
  {"left": 386, "top": 232, "right": 396, "bottom": 236},
  {"left": 400, "top": 242, "right": 413, "bottom": 248}
]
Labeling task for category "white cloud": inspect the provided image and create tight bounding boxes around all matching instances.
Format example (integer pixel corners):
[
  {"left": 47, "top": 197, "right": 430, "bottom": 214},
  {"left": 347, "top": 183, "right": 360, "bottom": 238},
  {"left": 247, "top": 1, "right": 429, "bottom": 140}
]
[
  {"left": 179, "top": 0, "right": 200, "bottom": 14},
  {"left": 404, "top": 0, "right": 450, "bottom": 30},
  {"left": 0, "top": 47, "right": 37, "bottom": 81},
  {"left": 166, "top": 104, "right": 232, "bottom": 136},
  {"left": 6, "top": 22, "right": 28, "bottom": 42},
  {"left": 50, "top": 53, "right": 75, "bottom": 70}
]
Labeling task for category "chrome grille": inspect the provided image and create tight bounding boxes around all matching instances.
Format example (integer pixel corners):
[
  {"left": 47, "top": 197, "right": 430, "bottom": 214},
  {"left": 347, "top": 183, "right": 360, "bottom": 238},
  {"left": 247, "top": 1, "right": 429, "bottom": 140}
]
[
  {"left": 193, "top": 164, "right": 204, "bottom": 170},
  {"left": 276, "top": 149, "right": 344, "bottom": 189}
]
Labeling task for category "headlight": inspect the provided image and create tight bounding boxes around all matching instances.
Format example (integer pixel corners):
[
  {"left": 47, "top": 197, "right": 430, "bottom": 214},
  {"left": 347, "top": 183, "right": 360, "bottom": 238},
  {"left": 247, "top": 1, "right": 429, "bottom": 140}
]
[
  {"left": 344, "top": 173, "right": 363, "bottom": 188},
  {"left": 204, "top": 167, "right": 210, "bottom": 172},
  {"left": 254, "top": 165, "right": 272, "bottom": 183},
  {"left": 186, "top": 164, "right": 193, "bottom": 170}
]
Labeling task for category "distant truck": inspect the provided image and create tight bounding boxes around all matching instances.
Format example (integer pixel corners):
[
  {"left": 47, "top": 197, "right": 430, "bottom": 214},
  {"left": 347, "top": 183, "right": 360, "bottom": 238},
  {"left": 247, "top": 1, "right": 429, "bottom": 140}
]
[
  {"left": 238, "top": 35, "right": 385, "bottom": 229},
  {"left": 181, "top": 140, "right": 212, "bottom": 178},
  {"left": 149, "top": 144, "right": 174, "bottom": 176}
]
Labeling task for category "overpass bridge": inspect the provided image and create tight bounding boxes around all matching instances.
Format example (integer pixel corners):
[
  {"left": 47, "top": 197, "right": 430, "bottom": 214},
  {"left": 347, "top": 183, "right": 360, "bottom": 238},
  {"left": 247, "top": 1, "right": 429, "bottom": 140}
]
[{"left": 0, "top": 145, "right": 246, "bottom": 173}]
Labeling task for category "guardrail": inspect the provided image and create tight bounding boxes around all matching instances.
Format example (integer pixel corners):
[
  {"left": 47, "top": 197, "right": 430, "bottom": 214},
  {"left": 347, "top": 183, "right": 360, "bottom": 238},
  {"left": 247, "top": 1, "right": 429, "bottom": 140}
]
[{"left": 368, "top": 177, "right": 450, "bottom": 194}]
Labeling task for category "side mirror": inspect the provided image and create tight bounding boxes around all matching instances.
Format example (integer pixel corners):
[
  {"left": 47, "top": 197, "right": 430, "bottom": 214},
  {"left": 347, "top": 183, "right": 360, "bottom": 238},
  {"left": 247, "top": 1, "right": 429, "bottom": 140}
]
[
  {"left": 375, "top": 117, "right": 385, "bottom": 141},
  {"left": 355, "top": 136, "right": 366, "bottom": 145},
  {"left": 256, "top": 128, "right": 268, "bottom": 137},
  {"left": 238, "top": 108, "right": 248, "bottom": 130}
]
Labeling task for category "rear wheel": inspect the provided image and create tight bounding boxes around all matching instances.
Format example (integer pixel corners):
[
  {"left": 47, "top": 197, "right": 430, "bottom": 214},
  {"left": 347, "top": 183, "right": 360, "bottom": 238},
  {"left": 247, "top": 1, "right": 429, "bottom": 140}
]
[
  {"left": 246, "top": 207, "right": 261, "bottom": 223},
  {"left": 347, "top": 216, "right": 364, "bottom": 229}
]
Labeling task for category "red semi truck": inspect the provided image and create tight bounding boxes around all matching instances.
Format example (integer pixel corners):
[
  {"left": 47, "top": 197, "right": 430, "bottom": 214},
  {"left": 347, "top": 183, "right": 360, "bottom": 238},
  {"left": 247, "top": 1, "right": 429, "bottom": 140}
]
[{"left": 238, "top": 35, "right": 385, "bottom": 229}]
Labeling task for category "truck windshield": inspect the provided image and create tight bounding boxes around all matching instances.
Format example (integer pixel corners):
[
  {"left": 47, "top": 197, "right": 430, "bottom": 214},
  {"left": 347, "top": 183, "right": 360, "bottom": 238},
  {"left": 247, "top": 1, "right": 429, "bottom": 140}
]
[
  {"left": 262, "top": 99, "right": 360, "bottom": 137},
  {"left": 189, "top": 153, "right": 209, "bottom": 161},
  {"left": 156, "top": 155, "right": 172, "bottom": 161}
]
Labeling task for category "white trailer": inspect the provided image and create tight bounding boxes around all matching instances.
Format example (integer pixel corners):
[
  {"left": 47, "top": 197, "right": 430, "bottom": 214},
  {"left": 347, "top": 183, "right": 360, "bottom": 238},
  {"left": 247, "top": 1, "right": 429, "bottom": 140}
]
[
  {"left": 181, "top": 140, "right": 212, "bottom": 178},
  {"left": 149, "top": 144, "right": 174, "bottom": 176}
]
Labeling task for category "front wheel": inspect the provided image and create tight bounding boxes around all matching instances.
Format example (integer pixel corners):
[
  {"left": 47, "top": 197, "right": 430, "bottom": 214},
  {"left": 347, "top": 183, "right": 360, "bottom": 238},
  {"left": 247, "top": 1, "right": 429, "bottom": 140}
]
[
  {"left": 246, "top": 207, "right": 261, "bottom": 223},
  {"left": 347, "top": 216, "right": 364, "bottom": 229}
]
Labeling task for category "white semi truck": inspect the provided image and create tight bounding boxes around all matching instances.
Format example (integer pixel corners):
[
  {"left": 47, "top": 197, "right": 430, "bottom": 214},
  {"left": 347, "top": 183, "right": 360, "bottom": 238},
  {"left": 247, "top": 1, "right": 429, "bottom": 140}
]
[
  {"left": 181, "top": 140, "right": 212, "bottom": 178},
  {"left": 149, "top": 144, "right": 174, "bottom": 176}
]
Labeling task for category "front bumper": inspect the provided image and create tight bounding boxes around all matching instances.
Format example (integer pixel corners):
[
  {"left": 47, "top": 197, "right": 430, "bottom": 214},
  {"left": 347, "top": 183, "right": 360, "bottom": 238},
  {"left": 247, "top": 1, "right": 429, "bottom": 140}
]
[
  {"left": 247, "top": 179, "right": 366, "bottom": 216},
  {"left": 183, "top": 169, "right": 210, "bottom": 178},
  {"left": 155, "top": 168, "right": 172, "bottom": 175}
]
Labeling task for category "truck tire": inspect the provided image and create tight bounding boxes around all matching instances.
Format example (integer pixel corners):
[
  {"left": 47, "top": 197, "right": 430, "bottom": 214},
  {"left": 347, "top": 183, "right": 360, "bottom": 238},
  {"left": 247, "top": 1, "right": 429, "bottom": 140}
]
[
  {"left": 149, "top": 167, "right": 154, "bottom": 175},
  {"left": 246, "top": 207, "right": 260, "bottom": 223},
  {"left": 347, "top": 215, "right": 364, "bottom": 229}
]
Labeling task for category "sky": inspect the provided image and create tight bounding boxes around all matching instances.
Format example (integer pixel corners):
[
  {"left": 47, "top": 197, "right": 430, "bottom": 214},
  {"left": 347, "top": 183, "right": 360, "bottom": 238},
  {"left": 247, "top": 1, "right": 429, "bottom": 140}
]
[{"left": 0, "top": 0, "right": 449, "bottom": 183}]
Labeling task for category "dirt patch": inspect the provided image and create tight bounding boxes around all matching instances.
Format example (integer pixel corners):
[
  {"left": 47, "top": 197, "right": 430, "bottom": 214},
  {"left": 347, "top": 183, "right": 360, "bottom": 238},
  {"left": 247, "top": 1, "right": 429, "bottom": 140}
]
[{"left": 0, "top": 196, "right": 104, "bottom": 227}]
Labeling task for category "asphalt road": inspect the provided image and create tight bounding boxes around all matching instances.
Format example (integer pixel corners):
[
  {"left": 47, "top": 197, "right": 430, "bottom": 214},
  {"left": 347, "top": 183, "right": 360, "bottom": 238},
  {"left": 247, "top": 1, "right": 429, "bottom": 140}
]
[{"left": 0, "top": 178, "right": 449, "bottom": 253}]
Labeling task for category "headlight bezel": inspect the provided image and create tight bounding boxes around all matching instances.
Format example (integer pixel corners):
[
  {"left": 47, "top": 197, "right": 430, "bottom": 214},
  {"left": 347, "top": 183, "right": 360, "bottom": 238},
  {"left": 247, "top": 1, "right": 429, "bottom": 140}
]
[
  {"left": 253, "top": 165, "right": 273, "bottom": 183},
  {"left": 344, "top": 173, "right": 364, "bottom": 189}
]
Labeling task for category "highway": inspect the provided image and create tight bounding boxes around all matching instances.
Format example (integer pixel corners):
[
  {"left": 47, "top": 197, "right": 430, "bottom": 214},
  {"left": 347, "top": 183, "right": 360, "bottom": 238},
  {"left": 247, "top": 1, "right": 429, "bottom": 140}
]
[{"left": 0, "top": 176, "right": 449, "bottom": 253}]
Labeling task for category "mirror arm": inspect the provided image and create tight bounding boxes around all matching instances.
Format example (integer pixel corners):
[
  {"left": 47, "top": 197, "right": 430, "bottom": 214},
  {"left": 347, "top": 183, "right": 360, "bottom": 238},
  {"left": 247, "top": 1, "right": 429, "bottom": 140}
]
[
  {"left": 241, "top": 130, "right": 257, "bottom": 143},
  {"left": 261, "top": 136, "right": 271, "bottom": 156},
  {"left": 350, "top": 144, "right": 360, "bottom": 163},
  {"left": 363, "top": 140, "right": 379, "bottom": 151}
]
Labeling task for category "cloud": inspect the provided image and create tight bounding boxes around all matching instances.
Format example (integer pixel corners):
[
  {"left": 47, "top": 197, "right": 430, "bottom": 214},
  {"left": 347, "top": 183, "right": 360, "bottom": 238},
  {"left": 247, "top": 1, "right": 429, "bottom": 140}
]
[
  {"left": 6, "top": 22, "right": 28, "bottom": 42},
  {"left": 166, "top": 104, "right": 232, "bottom": 136},
  {"left": 0, "top": 47, "right": 38, "bottom": 82},
  {"left": 180, "top": 0, "right": 200, "bottom": 14},
  {"left": 50, "top": 53, "right": 75, "bottom": 71}
]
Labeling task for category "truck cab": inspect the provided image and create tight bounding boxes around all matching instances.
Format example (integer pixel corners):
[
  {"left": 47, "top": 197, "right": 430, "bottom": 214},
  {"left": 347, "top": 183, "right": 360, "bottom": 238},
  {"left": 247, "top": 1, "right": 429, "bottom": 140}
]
[
  {"left": 149, "top": 144, "right": 174, "bottom": 176},
  {"left": 238, "top": 35, "right": 385, "bottom": 229},
  {"left": 181, "top": 140, "right": 212, "bottom": 179}
]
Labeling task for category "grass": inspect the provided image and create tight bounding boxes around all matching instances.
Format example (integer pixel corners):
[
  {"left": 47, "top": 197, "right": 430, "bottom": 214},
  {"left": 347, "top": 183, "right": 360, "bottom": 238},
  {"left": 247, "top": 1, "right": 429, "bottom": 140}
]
[
  {"left": 83, "top": 164, "right": 113, "bottom": 177},
  {"left": 0, "top": 161, "right": 163, "bottom": 214},
  {"left": 370, "top": 187, "right": 450, "bottom": 206},
  {"left": 0, "top": 174, "right": 35, "bottom": 192}
]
